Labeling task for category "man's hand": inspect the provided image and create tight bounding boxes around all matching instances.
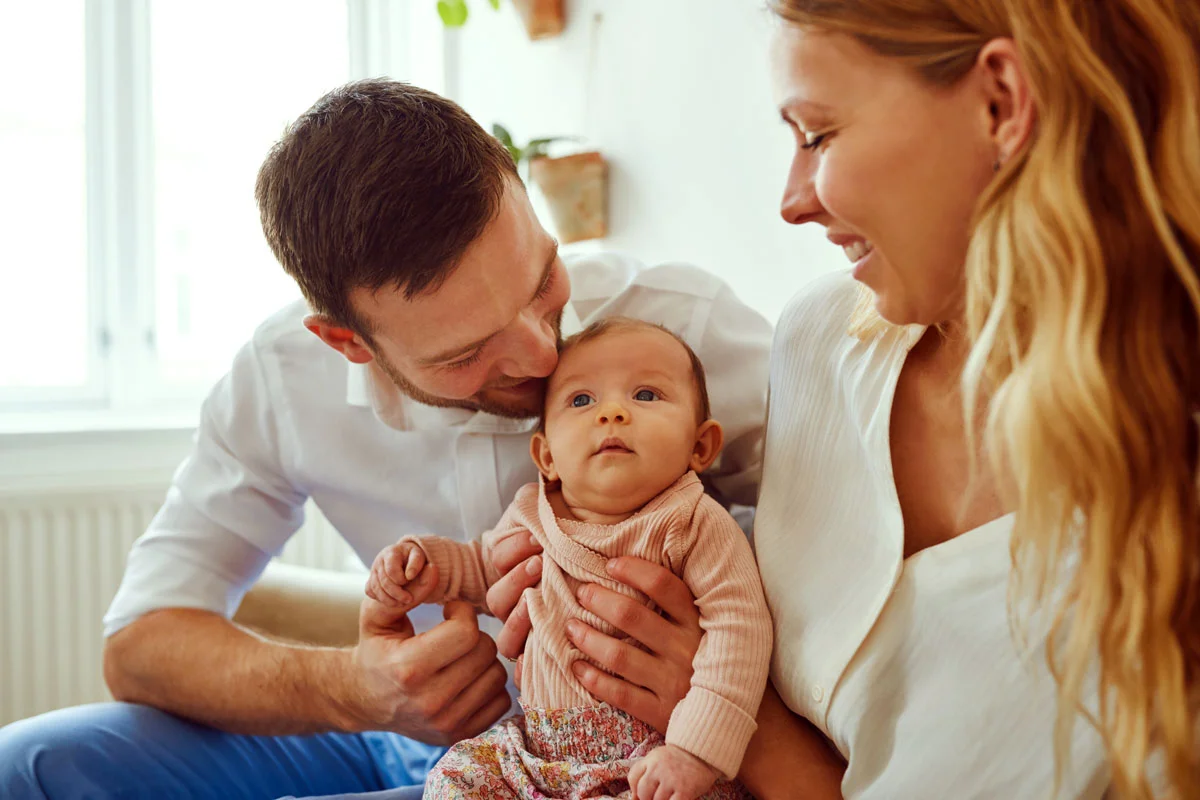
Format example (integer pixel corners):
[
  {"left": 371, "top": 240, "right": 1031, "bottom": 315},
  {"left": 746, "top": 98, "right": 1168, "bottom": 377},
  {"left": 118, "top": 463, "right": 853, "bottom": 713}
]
[
  {"left": 567, "top": 557, "right": 702, "bottom": 733},
  {"left": 487, "top": 530, "right": 543, "bottom": 662},
  {"left": 630, "top": 744, "right": 721, "bottom": 800},
  {"left": 345, "top": 566, "right": 511, "bottom": 746}
]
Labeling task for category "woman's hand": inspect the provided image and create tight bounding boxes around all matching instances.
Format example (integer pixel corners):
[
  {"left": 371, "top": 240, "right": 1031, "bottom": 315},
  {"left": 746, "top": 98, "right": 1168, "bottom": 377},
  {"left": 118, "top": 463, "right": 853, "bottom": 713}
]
[
  {"left": 488, "top": 542, "right": 702, "bottom": 732},
  {"left": 486, "top": 531, "right": 543, "bottom": 664},
  {"left": 566, "top": 556, "right": 703, "bottom": 733}
]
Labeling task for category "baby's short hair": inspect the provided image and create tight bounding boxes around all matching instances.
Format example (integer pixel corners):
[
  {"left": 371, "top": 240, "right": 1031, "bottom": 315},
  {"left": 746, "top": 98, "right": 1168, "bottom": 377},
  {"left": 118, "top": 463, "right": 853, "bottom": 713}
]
[{"left": 551, "top": 316, "right": 711, "bottom": 423}]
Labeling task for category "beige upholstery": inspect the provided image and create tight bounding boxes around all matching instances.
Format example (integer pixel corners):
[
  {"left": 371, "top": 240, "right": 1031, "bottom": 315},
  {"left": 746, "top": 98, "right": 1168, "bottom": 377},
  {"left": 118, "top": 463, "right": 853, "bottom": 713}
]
[{"left": 233, "top": 562, "right": 365, "bottom": 648}]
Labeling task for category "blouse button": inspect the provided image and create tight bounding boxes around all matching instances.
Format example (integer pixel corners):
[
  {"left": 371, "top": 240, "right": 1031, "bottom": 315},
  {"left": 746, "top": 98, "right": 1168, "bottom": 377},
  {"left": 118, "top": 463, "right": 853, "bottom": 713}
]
[{"left": 811, "top": 685, "right": 824, "bottom": 703}]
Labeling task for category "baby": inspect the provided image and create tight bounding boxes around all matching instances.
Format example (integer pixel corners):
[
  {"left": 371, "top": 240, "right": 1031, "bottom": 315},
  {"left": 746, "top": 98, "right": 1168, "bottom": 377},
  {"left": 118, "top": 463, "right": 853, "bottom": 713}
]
[{"left": 367, "top": 317, "right": 772, "bottom": 800}]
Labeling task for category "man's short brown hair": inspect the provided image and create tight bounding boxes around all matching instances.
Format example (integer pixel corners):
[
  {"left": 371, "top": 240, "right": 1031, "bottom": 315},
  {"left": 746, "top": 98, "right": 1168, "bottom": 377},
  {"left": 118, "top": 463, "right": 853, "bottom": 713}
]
[
  {"left": 255, "top": 80, "right": 519, "bottom": 343},
  {"left": 554, "top": 317, "right": 712, "bottom": 424}
]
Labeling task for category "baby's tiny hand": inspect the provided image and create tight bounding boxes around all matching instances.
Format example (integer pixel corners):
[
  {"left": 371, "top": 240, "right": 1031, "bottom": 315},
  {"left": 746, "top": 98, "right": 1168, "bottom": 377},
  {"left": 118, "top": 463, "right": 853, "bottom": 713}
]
[
  {"left": 367, "top": 541, "right": 428, "bottom": 609},
  {"left": 629, "top": 743, "right": 721, "bottom": 800}
]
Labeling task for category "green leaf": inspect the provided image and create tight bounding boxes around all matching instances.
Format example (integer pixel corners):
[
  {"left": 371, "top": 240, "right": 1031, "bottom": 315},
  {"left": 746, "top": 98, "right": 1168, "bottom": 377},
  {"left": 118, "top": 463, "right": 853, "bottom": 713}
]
[
  {"left": 526, "top": 136, "right": 577, "bottom": 149},
  {"left": 492, "top": 123, "right": 514, "bottom": 148},
  {"left": 437, "top": 0, "right": 468, "bottom": 27},
  {"left": 487, "top": 0, "right": 501, "bottom": 9}
]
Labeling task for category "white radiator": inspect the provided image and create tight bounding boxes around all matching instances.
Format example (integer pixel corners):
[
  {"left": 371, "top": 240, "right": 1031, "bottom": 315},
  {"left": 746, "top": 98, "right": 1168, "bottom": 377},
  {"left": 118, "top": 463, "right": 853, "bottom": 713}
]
[{"left": 0, "top": 488, "right": 355, "bottom": 727}]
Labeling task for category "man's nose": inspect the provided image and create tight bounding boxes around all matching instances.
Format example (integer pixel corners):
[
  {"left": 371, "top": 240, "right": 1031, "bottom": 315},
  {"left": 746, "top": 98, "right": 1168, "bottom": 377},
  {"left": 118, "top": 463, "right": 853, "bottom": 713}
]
[
  {"left": 594, "top": 401, "right": 629, "bottom": 425},
  {"left": 509, "top": 310, "right": 559, "bottom": 378}
]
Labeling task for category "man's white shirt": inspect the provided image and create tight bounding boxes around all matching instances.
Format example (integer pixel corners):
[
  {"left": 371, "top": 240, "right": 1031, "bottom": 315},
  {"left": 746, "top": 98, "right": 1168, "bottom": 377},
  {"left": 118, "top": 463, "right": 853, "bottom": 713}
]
[{"left": 104, "top": 253, "right": 772, "bottom": 641}]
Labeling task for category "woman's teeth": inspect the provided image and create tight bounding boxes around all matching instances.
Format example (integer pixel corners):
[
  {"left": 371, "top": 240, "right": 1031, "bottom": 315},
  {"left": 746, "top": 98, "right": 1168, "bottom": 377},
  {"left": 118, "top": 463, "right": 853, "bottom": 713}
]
[{"left": 844, "top": 240, "right": 874, "bottom": 262}]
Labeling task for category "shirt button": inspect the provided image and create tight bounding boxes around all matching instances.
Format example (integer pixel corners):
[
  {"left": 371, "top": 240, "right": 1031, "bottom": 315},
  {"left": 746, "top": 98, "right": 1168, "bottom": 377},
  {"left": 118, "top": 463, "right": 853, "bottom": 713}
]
[{"left": 811, "top": 685, "right": 824, "bottom": 703}]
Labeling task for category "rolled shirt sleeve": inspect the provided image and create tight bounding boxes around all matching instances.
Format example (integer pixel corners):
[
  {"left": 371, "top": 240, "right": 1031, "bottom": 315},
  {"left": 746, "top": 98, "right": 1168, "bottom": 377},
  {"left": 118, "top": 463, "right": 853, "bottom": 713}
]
[{"left": 103, "top": 336, "right": 308, "bottom": 637}]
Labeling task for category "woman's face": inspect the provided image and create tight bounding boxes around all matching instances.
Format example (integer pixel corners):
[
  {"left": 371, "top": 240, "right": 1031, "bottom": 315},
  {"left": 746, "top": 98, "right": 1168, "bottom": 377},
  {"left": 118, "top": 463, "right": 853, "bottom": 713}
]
[{"left": 771, "top": 26, "right": 999, "bottom": 326}]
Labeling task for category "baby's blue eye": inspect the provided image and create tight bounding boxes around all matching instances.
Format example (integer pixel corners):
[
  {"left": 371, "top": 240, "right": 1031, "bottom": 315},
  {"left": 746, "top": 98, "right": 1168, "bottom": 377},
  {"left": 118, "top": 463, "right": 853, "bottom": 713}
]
[
  {"left": 634, "top": 389, "right": 658, "bottom": 402},
  {"left": 571, "top": 394, "right": 593, "bottom": 408}
]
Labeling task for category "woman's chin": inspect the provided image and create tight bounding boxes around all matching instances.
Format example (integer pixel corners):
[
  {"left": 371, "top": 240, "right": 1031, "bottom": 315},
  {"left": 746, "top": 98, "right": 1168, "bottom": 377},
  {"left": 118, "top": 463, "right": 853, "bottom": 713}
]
[{"left": 869, "top": 292, "right": 924, "bottom": 327}]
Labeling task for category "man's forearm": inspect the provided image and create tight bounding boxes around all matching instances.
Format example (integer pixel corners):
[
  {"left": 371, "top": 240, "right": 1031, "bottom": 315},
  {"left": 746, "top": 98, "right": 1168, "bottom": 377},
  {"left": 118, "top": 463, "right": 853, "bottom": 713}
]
[
  {"left": 739, "top": 684, "right": 846, "bottom": 800},
  {"left": 103, "top": 607, "right": 364, "bottom": 736}
]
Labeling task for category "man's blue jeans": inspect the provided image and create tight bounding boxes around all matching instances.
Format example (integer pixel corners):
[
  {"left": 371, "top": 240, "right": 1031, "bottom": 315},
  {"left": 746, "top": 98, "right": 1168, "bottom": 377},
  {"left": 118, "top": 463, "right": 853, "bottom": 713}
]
[{"left": 0, "top": 702, "right": 447, "bottom": 799}]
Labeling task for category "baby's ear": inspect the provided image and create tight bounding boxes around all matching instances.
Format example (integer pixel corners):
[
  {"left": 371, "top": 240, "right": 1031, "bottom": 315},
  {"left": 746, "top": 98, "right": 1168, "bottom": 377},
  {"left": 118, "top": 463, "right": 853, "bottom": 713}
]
[
  {"left": 530, "top": 431, "right": 559, "bottom": 481},
  {"left": 689, "top": 419, "right": 725, "bottom": 474}
]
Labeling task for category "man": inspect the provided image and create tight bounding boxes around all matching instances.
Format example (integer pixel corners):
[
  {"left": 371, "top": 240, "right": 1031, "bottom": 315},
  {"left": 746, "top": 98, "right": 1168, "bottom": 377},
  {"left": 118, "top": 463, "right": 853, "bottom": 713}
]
[{"left": 0, "top": 80, "right": 771, "bottom": 798}]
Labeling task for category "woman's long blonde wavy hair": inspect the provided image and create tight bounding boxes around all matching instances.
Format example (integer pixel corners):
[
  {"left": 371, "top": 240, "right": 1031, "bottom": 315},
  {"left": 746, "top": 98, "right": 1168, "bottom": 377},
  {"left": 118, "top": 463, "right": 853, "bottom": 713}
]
[{"left": 769, "top": 0, "right": 1200, "bottom": 797}]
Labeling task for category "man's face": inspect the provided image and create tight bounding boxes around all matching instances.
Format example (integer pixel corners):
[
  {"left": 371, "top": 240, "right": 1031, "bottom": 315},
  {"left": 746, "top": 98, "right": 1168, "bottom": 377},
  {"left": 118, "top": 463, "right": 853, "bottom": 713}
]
[{"left": 351, "top": 179, "right": 571, "bottom": 419}]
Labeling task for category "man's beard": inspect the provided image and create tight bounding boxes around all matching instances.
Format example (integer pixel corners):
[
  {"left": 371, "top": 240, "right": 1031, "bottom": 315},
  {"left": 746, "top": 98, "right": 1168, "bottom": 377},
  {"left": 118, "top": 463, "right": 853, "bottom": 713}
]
[{"left": 374, "top": 308, "right": 563, "bottom": 420}]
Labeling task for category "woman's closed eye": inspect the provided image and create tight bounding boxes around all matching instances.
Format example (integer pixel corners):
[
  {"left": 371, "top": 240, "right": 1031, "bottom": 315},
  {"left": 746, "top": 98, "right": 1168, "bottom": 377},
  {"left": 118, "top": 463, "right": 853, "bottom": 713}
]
[{"left": 801, "top": 132, "right": 829, "bottom": 151}]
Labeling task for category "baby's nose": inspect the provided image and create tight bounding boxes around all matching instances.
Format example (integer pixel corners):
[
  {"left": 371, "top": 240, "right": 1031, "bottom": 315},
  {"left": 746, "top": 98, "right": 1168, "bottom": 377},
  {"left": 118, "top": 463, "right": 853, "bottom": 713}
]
[{"left": 594, "top": 401, "right": 629, "bottom": 425}]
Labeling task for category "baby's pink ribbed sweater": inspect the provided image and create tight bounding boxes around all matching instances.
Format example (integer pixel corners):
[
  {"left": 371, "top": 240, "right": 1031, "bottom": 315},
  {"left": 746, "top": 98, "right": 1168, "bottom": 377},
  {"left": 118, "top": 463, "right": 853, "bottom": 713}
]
[{"left": 402, "top": 471, "right": 773, "bottom": 779}]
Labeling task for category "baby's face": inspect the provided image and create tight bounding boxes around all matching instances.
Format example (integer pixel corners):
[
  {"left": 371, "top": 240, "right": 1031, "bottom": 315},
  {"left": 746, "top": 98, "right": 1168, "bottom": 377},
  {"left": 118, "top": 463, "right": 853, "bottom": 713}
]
[{"left": 539, "top": 326, "right": 704, "bottom": 515}]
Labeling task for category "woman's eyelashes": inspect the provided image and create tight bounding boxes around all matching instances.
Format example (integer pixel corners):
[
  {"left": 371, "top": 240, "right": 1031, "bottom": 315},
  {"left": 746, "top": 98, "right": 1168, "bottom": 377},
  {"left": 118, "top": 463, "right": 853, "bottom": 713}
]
[{"left": 801, "top": 131, "right": 830, "bottom": 151}]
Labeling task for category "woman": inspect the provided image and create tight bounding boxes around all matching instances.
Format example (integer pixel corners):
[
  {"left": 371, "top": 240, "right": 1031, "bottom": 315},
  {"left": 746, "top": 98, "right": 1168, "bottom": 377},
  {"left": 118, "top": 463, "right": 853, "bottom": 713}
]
[{"left": 496, "top": 0, "right": 1200, "bottom": 797}]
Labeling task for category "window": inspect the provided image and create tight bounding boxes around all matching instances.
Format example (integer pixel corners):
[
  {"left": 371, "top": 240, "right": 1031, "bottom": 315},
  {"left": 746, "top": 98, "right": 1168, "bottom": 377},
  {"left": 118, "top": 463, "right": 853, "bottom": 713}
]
[
  {"left": 0, "top": 0, "right": 432, "bottom": 425},
  {"left": 0, "top": 2, "right": 90, "bottom": 396},
  {"left": 149, "top": 2, "right": 348, "bottom": 388}
]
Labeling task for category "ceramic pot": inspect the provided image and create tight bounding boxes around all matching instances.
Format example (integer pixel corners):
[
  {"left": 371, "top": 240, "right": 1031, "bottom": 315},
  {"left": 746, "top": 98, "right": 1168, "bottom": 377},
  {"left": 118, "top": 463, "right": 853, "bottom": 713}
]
[
  {"left": 529, "top": 151, "right": 608, "bottom": 243},
  {"left": 510, "top": 0, "right": 564, "bottom": 40}
]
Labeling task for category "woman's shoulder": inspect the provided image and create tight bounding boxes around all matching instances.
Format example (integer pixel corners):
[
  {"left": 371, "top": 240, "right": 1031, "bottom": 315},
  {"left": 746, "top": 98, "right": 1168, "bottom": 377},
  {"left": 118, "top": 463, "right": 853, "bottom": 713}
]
[{"left": 773, "top": 269, "right": 861, "bottom": 362}]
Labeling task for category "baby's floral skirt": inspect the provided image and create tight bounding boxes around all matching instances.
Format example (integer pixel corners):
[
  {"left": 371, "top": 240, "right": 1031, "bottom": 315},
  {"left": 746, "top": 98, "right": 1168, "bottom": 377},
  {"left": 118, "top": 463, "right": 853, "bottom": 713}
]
[{"left": 424, "top": 702, "right": 751, "bottom": 799}]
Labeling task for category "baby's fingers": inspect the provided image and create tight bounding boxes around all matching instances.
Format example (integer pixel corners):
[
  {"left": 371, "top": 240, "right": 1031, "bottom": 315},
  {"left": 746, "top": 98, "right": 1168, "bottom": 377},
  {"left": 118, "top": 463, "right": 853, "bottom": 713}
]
[
  {"left": 371, "top": 564, "right": 413, "bottom": 607},
  {"left": 404, "top": 547, "right": 427, "bottom": 581}
]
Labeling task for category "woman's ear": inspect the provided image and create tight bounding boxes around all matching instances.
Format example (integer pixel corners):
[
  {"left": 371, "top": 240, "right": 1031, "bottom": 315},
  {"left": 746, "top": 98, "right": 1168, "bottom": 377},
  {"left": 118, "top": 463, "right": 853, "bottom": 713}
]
[
  {"left": 530, "top": 431, "right": 559, "bottom": 481},
  {"left": 977, "top": 37, "right": 1036, "bottom": 166},
  {"left": 304, "top": 315, "right": 375, "bottom": 364},
  {"left": 689, "top": 420, "right": 725, "bottom": 474}
]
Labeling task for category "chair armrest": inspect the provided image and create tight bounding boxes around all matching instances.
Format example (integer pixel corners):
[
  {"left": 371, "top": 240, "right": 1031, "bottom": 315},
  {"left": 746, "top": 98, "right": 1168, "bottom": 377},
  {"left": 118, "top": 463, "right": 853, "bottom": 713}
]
[{"left": 233, "top": 561, "right": 365, "bottom": 648}]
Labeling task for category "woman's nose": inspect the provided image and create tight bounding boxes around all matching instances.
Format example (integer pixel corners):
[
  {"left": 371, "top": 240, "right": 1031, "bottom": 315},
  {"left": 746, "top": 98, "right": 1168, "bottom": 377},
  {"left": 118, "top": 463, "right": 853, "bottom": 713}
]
[
  {"left": 594, "top": 401, "right": 629, "bottom": 425},
  {"left": 780, "top": 151, "right": 823, "bottom": 226}
]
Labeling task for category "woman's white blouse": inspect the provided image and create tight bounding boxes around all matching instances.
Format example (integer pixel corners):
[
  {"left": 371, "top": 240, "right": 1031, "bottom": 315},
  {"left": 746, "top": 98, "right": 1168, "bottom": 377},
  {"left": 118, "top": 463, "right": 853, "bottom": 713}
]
[{"left": 754, "top": 272, "right": 1113, "bottom": 798}]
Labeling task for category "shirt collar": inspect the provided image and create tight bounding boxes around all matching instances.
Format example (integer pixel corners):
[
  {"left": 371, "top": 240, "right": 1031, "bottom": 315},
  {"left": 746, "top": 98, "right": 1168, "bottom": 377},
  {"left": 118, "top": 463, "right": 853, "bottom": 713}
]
[{"left": 345, "top": 297, "right": 585, "bottom": 433}]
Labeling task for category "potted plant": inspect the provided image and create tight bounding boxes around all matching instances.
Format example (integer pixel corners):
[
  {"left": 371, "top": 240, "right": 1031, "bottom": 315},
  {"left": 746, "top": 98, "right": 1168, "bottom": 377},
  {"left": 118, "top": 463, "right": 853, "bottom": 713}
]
[
  {"left": 493, "top": 123, "right": 607, "bottom": 244},
  {"left": 436, "top": 0, "right": 564, "bottom": 40}
]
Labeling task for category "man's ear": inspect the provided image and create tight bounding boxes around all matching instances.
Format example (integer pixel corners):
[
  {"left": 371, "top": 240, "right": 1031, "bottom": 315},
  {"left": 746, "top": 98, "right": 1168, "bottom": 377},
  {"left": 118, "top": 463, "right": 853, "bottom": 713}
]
[
  {"left": 689, "top": 419, "right": 725, "bottom": 474},
  {"left": 977, "top": 38, "right": 1036, "bottom": 166},
  {"left": 304, "top": 315, "right": 374, "bottom": 364},
  {"left": 530, "top": 431, "right": 559, "bottom": 482}
]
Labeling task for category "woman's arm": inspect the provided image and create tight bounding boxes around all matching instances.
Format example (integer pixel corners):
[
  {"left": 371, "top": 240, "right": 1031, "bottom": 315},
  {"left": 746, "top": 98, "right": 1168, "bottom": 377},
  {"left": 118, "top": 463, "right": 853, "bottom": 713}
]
[{"left": 739, "top": 683, "right": 846, "bottom": 800}]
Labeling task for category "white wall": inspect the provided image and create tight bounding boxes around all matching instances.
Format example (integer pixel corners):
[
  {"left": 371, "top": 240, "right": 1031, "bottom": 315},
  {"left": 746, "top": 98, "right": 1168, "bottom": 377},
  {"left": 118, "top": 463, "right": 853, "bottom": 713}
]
[{"left": 446, "top": 0, "right": 846, "bottom": 322}]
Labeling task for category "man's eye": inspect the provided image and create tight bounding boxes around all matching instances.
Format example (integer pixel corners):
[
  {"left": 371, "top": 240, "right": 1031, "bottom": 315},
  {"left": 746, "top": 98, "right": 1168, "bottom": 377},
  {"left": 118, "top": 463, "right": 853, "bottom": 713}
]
[
  {"left": 634, "top": 389, "right": 658, "bottom": 402},
  {"left": 444, "top": 350, "right": 483, "bottom": 371},
  {"left": 571, "top": 394, "right": 593, "bottom": 408}
]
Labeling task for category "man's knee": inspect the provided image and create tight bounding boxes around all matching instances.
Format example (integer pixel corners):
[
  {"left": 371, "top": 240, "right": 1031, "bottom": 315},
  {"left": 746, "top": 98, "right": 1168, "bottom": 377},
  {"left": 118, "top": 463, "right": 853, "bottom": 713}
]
[{"left": 0, "top": 702, "right": 179, "bottom": 799}]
